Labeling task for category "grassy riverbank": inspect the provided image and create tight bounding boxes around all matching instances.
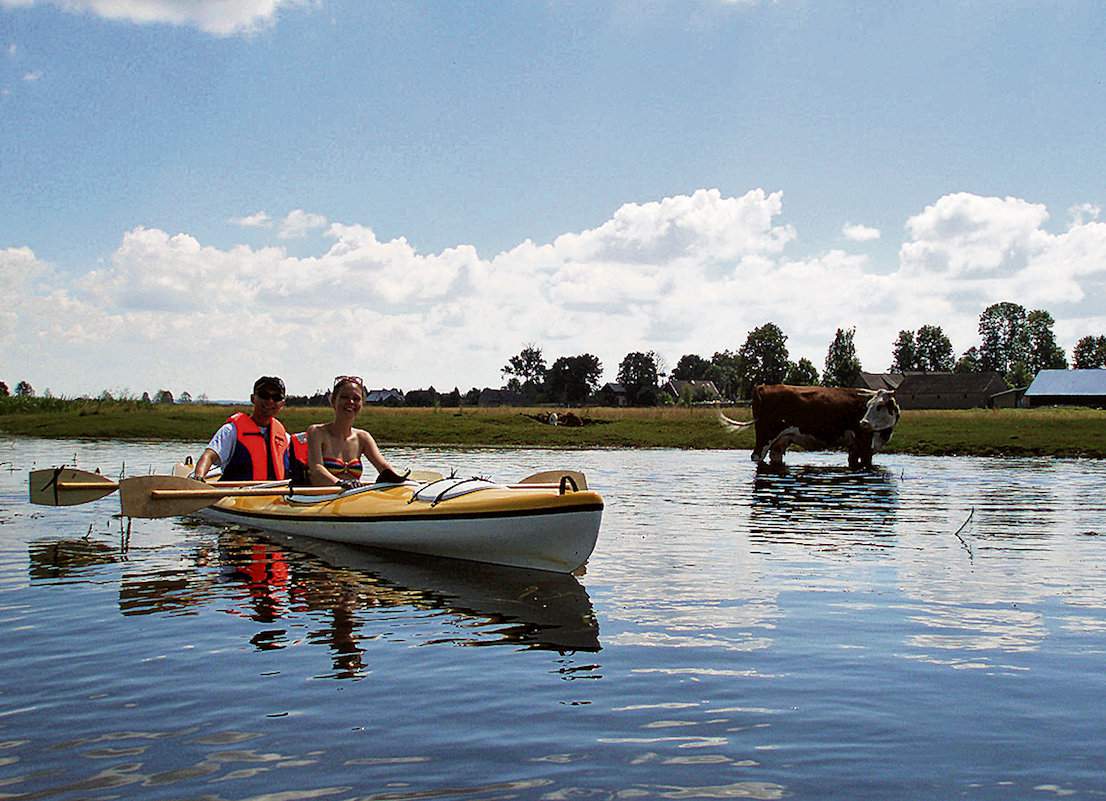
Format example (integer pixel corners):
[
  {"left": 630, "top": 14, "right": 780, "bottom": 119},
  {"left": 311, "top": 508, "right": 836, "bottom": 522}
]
[{"left": 1, "top": 398, "right": 1104, "bottom": 457}]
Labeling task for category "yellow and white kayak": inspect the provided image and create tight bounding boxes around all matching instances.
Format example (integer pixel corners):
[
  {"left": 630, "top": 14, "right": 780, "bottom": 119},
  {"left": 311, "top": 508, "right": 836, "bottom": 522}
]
[{"left": 195, "top": 476, "right": 604, "bottom": 573}]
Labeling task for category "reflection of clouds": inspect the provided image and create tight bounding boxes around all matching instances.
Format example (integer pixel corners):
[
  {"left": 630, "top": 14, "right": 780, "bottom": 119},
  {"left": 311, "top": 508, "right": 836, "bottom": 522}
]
[
  {"left": 606, "top": 631, "right": 774, "bottom": 652},
  {"left": 650, "top": 781, "right": 786, "bottom": 800},
  {"left": 888, "top": 457, "right": 1106, "bottom": 668},
  {"left": 1058, "top": 615, "right": 1106, "bottom": 634},
  {"left": 906, "top": 604, "right": 1047, "bottom": 652}
]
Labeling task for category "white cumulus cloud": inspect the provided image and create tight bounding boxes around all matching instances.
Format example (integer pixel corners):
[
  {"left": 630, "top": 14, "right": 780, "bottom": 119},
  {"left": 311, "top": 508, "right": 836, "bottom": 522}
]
[
  {"left": 842, "top": 223, "right": 880, "bottom": 242},
  {"left": 278, "top": 209, "right": 328, "bottom": 239},
  {"left": 1069, "top": 203, "right": 1101, "bottom": 227},
  {"left": 0, "top": 0, "right": 309, "bottom": 37},
  {"left": 6, "top": 188, "right": 1106, "bottom": 398},
  {"left": 229, "top": 211, "right": 273, "bottom": 228}
]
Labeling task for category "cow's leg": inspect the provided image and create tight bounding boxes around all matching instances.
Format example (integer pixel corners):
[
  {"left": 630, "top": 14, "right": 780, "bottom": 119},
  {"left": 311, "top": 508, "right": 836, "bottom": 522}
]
[
  {"left": 751, "top": 424, "right": 771, "bottom": 463},
  {"left": 849, "top": 443, "right": 874, "bottom": 470},
  {"left": 766, "top": 426, "right": 798, "bottom": 465}
]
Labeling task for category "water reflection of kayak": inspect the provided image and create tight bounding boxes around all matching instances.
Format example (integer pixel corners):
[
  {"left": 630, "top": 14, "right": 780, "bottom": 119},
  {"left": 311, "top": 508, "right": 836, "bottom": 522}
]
[{"left": 249, "top": 532, "right": 601, "bottom": 653}]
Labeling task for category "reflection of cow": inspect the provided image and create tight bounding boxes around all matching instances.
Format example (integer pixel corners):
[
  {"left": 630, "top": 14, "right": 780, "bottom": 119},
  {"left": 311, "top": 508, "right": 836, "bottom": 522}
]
[{"left": 719, "top": 384, "right": 901, "bottom": 469}]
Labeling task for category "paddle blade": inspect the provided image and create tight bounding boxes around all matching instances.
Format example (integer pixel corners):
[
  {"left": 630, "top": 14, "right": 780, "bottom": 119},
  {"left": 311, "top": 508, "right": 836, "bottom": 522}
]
[
  {"left": 517, "top": 470, "right": 588, "bottom": 490},
  {"left": 119, "top": 475, "right": 216, "bottom": 519},
  {"left": 29, "top": 468, "right": 118, "bottom": 506},
  {"left": 409, "top": 469, "right": 445, "bottom": 483}
]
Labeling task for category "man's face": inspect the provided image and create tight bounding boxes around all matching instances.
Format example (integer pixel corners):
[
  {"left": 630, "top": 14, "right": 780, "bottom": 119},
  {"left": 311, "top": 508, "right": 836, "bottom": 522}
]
[{"left": 251, "top": 387, "right": 286, "bottom": 421}]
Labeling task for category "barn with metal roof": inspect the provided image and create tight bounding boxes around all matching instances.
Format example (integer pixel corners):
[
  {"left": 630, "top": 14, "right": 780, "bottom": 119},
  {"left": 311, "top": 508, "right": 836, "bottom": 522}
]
[{"left": 1024, "top": 369, "right": 1106, "bottom": 407}]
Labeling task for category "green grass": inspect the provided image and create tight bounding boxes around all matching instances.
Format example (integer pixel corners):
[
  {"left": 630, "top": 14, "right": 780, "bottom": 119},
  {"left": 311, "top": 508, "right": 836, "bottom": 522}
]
[{"left": 1, "top": 398, "right": 1104, "bottom": 457}]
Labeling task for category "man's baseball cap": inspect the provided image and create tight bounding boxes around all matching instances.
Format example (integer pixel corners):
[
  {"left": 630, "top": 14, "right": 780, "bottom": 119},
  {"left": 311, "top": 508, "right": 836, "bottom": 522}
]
[{"left": 253, "top": 376, "right": 286, "bottom": 397}]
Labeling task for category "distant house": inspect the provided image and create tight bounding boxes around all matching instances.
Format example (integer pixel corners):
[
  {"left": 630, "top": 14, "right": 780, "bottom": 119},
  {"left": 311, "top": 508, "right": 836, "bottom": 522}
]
[
  {"left": 478, "top": 387, "right": 523, "bottom": 407},
  {"left": 599, "top": 383, "right": 628, "bottom": 407},
  {"left": 662, "top": 379, "right": 721, "bottom": 404},
  {"left": 895, "top": 372, "right": 1009, "bottom": 409},
  {"left": 404, "top": 388, "right": 438, "bottom": 407},
  {"left": 856, "top": 372, "right": 906, "bottom": 392},
  {"left": 988, "top": 387, "right": 1027, "bottom": 409},
  {"left": 364, "top": 388, "right": 405, "bottom": 406},
  {"left": 1024, "top": 369, "right": 1106, "bottom": 408},
  {"left": 853, "top": 372, "right": 1009, "bottom": 409}
]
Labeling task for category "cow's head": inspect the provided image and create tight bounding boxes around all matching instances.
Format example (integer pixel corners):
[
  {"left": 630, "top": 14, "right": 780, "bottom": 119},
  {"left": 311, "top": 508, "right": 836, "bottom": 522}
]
[{"left": 859, "top": 389, "right": 901, "bottom": 451}]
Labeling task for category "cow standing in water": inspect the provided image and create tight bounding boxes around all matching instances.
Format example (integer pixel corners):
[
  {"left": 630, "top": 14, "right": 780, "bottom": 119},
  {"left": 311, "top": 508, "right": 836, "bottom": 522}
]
[{"left": 719, "top": 384, "right": 901, "bottom": 469}]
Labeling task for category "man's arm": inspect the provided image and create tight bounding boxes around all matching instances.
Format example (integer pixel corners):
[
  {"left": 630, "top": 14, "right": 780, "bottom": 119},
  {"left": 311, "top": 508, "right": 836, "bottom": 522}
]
[{"left": 191, "top": 424, "right": 235, "bottom": 480}]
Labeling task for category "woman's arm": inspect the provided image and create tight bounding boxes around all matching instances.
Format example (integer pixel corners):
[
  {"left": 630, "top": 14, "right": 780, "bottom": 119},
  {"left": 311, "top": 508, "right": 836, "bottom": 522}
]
[
  {"left": 306, "top": 425, "right": 343, "bottom": 486},
  {"left": 358, "top": 429, "right": 394, "bottom": 475}
]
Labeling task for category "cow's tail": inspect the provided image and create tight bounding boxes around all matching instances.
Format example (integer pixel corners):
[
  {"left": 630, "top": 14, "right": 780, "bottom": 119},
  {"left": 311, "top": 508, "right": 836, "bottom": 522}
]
[{"left": 717, "top": 410, "right": 755, "bottom": 431}]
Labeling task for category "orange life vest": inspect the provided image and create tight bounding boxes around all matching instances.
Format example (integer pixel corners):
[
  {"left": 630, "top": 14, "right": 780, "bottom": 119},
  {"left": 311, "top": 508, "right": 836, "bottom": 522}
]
[
  {"left": 222, "top": 412, "right": 288, "bottom": 481},
  {"left": 287, "top": 431, "right": 309, "bottom": 484}
]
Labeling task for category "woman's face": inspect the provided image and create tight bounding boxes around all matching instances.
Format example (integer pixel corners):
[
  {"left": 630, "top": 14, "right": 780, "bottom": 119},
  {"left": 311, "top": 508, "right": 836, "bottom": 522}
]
[{"left": 333, "top": 382, "right": 364, "bottom": 414}]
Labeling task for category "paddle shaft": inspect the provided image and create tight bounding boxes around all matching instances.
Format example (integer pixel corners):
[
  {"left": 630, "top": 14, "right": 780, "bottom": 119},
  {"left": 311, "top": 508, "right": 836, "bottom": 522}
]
[{"left": 150, "top": 486, "right": 340, "bottom": 500}]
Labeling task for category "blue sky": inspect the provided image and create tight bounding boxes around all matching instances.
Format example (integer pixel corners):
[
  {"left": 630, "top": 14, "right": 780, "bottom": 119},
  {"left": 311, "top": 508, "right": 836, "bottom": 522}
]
[{"left": 2, "top": 0, "right": 1105, "bottom": 399}]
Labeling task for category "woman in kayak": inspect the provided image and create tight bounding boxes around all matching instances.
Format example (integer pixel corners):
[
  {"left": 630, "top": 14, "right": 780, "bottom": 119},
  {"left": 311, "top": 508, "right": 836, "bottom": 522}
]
[{"left": 306, "top": 376, "right": 407, "bottom": 489}]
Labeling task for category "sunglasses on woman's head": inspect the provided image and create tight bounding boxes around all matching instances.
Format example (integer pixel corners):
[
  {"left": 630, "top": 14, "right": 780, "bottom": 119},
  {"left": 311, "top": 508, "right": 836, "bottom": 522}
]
[{"left": 333, "top": 375, "right": 364, "bottom": 388}]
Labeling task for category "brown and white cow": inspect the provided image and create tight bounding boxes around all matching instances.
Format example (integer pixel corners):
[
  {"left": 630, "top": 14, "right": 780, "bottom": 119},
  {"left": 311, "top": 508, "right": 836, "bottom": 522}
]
[{"left": 719, "top": 384, "right": 901, "bottom": 469}]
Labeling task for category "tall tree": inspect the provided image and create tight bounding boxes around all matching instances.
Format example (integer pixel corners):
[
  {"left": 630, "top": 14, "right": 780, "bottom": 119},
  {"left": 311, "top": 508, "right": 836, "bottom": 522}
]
[
  {"left": 978, "top": 301, "right": 1029, "bottom": 382},
  {"left": 785, "top": 357, "right": 820, "bottom": 386},
  {"left": 823, "top": 327, "right": 862, "bottom": 387},
  {"left": 1024, "top": 310, "right": 1068, "bottom": 374},
  {"left": 671, "top": 354, "right": 711, "bottom": 381},
  {"left": 890, "top": 330, "right": 918, "bottom": 372},
  {"left": 617, "top": 351, "right": 661, "bottom": 406},
  {"left": 1073, "top": 335, "right": 1106, "bottom": 369},
  {"left": 954, "top": 346, "right": 982, "bottom": 373},
  {"left": 0, "top": 381, "right": 8, "bottom": 397},
  {"left": 705, "top": 350, "right": 742, "bottom": 400},
  {"left": 503, "top": 344, "right": 549, "bottom": 402},
  {"left": 502, "top": 344, "right": 548, "bottom": 387},
  {"left": 915, "top": 325, "right": 955, "bottom": 372},
  {"left": 738, "top": 322, "right": 790, "bottom": 397},
  {"left": 14, "top": 380, "right": 34, "bottom": 397},
  {"left": 547, "top": 354, "right": 602, "bottom": 405}
]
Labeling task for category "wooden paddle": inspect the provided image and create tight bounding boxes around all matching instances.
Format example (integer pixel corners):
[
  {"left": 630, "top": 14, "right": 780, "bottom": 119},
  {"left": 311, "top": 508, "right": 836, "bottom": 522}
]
[
  {"left": 517, "top": 470, "right": 588, "bottom": 490},
  {"left": 118, "top": 469, "right": 444, "bottom": 518},
  {"left": 172, "top": 461, "right": 445, "bottom": 485},
  {"left": 118, "top": 475, "right": 346, "bottom": 519},
  {"left": 28, "top": 466, "right": 301, "bottom": 506},
  {"left": 29, "top": 468, "right": 119, "bottom": 506}
]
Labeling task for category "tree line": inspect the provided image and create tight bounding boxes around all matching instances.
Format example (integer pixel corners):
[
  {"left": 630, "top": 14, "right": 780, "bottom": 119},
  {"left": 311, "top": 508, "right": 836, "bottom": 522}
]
[
  {"left": 500, "top": 301, "right": 1105, "bottom": 406},
  {"left": 3, "top": 301, "right": 1103, "bottom": 407}
]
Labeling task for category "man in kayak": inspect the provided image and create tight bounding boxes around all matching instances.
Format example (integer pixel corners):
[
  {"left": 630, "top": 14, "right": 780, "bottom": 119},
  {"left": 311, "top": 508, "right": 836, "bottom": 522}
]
[{"left": 190, "top": 376, "right": 291, "bottom": 482}]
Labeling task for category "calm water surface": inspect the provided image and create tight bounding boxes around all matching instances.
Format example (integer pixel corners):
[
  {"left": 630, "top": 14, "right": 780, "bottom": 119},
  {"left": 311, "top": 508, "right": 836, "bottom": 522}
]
[{"left": 1, "top": 437, "right": 1105, "bottom": 800}]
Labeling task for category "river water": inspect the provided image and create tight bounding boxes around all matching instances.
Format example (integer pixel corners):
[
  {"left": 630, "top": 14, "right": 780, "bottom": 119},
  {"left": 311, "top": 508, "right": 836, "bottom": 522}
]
[{"left": 1, "top": 436, "right": 1104, "bottom": 800}]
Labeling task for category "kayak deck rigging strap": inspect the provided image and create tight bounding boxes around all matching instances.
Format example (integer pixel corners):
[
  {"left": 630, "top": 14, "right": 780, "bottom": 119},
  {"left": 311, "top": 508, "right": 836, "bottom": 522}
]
[
  {"left": 407, "top": 476, "right": 503, "bottom": 507},
  {"left": 286, "top": 479, "right": 417, "bottom": 505}
]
